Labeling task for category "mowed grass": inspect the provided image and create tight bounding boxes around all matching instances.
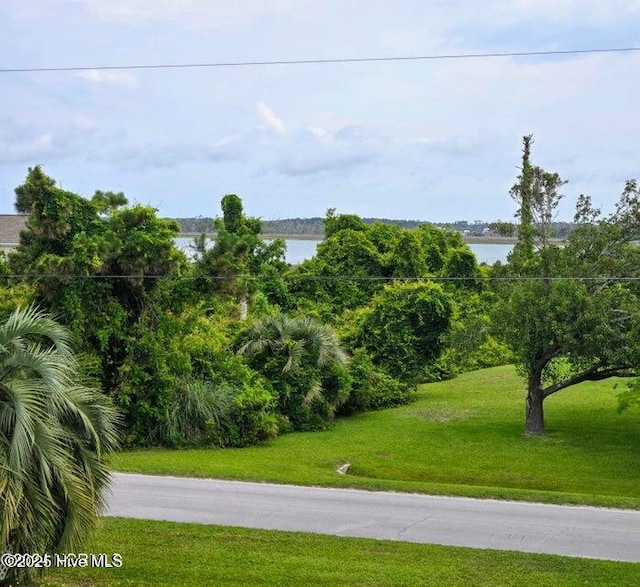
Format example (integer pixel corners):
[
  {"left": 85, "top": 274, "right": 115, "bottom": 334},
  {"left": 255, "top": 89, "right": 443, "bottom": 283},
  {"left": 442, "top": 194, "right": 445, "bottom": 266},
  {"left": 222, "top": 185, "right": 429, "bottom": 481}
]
[
  {"left": 41, "top": 518, "right": 640, "bottom": 586},
  {"left": 112, "top": 366, "right": 640, "bottom": 507}
]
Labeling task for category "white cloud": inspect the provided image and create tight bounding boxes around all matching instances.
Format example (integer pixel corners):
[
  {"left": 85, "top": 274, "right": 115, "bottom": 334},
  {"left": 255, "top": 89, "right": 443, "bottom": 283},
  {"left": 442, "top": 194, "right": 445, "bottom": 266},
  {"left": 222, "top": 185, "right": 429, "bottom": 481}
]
[
  {"left": 307, "top": 126, "right": 331, "bottom": 143},
  {"left": 257, "top": 102, "right": 287, "bottom": 136},
  {"left": 279, "top": 152, "right": 375, "bottom": 177},
  {"left": 77, "top": 70, "right": 138, "bottom": 88},
  {"left": 0, "top": 133, "right": 68, "bottom": 164},
  {"left": 106, "top": 135, "right": 246, "bottom": 170}
]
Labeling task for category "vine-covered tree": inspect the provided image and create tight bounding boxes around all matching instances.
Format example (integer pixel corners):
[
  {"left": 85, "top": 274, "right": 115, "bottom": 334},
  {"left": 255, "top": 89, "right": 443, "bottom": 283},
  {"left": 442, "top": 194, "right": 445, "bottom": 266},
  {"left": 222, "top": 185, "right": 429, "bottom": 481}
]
[
  {"left": 195, "top": 195, "right": 287, "bottom": 315},
  {"left": 8, "top": 167, "right": 187, "bottom": 444},
  {"left": 355, "top": 282, "right": 453, "bottom": 383},
  {"left": 289, "top": 210, "right": 477, "bottom": 317}
]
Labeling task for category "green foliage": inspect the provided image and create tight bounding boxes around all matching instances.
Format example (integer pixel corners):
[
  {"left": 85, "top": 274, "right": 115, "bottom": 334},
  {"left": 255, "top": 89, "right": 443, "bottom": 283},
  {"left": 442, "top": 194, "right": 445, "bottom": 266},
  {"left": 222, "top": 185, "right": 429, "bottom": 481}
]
[
  {"left": 355, "top": 282, "right": 453, "bottom": 383},
  {"left": 288, "top": 211, "right": 478, "bottom": 317},
  {"left": 391, "top": 231, "right": 428, "bottom": 277},
  {"left": 497, "top": 258, "right": 640, "bottom": 386},
  {"left": 0, "top": 307, "right": 117, "bottom": 585},
  {"left": 289, "top": 229, "right": 385, "bottom": 314},
  {"left": 443, "top": 247, "right": 481, "bottom": 289},
  {"left": 416, "top": 223, "right": 460, "bottom": 273},
  {"left": 8, "top": 167, "right": 193, "bottom": 446},
  {"left": 238, "top": 314, "right": 350, "bottom": 430},
  {"left": 195, "top": 195, "right": 287, "bottom": 305},
  {"left": 182, "top": 311, "right": 278, "bottom": 446},
  {"left": 340, "top": 348, "right": 413, "bottom": 413},
  {"left": 324, "top": 208, "right": 367, "bottom": 237},
  {"left": 91, "top": 190, "right": 128, "bottom": 214},
  {"left": 0, "top": 281, "right": 35, "bottom": 318},
  {"left": 441, "top": 291, "right": 514, "bottom": 374},
  {"left": 499, "top": 137, "right": 640, "bottom": 435},
  {"left": 114, "top": 308, "right": 279, "bottom": 448},
  {"left": 116, "top": 312, "right": 188, "bottom": 445},
  {"left": 489, "top": 221, "right": 516, "bottom": 237},
  {"left": 107, "top": 205, "right": 183, "bottom": 288},
  {"left": 152, "top": 380, "right": 277, "bottom": 448},
  {"left": 221, "top": 194, "right": 245, "bottom": 234}
]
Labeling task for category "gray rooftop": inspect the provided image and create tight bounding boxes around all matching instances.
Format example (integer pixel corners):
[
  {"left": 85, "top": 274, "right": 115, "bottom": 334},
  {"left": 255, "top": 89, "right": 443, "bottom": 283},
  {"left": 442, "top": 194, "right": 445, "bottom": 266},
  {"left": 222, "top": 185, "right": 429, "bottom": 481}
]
[{"left": 0, "top": 215, "right": 29, "bottom": 245}]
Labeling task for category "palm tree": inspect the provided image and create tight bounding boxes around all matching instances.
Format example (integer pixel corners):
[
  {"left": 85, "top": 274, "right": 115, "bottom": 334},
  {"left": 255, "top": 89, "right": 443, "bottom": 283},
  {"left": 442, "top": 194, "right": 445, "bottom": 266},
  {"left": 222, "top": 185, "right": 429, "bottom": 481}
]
[
  {"left": 239, "top": 314, "right": 348, "bottom": 374},
  {"left": 238, "top": 314, "right": 349, "bottom": 429},
  {"left": 0, "top": 306, "right": 117, "bottom": 585}
]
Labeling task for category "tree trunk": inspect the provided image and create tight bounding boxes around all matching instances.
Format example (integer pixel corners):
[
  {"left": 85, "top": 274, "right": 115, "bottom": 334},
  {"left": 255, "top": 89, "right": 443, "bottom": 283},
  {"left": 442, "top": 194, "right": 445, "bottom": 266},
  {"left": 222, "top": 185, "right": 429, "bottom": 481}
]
[
  {"left": 239, "top": 295, "right": 248, "bottom": 320},
  {"left": 525, "top": 376, "right": 545, "bottom": 436}
]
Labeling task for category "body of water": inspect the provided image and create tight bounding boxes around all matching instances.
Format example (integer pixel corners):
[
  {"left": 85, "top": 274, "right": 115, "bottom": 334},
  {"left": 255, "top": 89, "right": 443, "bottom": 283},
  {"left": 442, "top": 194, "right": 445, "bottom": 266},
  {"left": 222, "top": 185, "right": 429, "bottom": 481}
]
[
  {"left": 175, "top": 238, "right": 512, "bottom": 266},
  {"left": 467, "top": 243, "right": 512, "bottom": 264}
]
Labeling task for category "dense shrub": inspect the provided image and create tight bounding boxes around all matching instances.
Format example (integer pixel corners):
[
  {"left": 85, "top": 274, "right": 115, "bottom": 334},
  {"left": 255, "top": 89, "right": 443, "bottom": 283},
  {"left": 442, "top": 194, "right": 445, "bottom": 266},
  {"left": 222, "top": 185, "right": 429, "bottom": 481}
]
[
  {"left": 237, "top": 314, "right": 351, "bottom": 431},
  {"left": 355, "top": 282, "right": 453, "bottom": 383},
  {"left": 152, "top": 380, "right": 277, "bottom": 448},
  {"left": 340, "top": 349, "right": 413, "bottom": 414}
]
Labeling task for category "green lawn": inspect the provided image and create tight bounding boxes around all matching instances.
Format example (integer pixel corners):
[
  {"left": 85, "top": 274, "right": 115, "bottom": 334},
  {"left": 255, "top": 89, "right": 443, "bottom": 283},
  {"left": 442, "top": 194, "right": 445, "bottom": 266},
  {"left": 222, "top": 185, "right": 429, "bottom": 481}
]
[
  {"left": 112, "top": 366, "right": 640, "bottom": 508},
  {"left": 41, "top": 518, "right": 640, "bottom": 586}
]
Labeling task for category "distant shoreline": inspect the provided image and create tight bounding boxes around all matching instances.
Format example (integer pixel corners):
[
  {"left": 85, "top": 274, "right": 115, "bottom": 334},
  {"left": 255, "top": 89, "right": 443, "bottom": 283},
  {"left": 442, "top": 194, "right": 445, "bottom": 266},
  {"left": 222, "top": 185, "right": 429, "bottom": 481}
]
[{"left": 177, "top": 233, "right": 557, "bottom": 245}]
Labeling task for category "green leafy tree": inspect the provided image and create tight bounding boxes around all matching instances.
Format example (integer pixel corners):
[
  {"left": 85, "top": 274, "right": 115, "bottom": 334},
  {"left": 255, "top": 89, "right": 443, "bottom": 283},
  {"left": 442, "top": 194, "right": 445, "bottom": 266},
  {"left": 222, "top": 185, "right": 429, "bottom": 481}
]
[
  {"left": 498, "top": 137, "right": 640, "bottom": 435},
  {"left": 8, "top": 167, "right": 187, "bottom": 444},
  {"left": 339, "top": 348, "right": 413, "bottom": 413},
  {"left": 196, "top": 195, "right": 287, "bottom": 313},
  {"left": 391, "top": 231, "right": 428, "bottom": 278},
  {"left": 324, "top": 208, "right": 367, "bottom": 238},
  {"left": 489, "top": 221, "right": 516, "bottom": 238},
  {"left": 289, "top": 228, "right": 385, "bottom": 316},
  {"left": 443, "top": 247, "right": 481, "bottom": 289},
  {"left": 416, "top": 224, "right": 464, "bottom": 273},
  {"left": 355, "top": 282, "right": 453, "bottom": 383},
  {"left": 0, "top": 307, "right": 117, "bottom": 585},
  {"left": 289, "top": 211, "right": 478, "bottom": 320}
]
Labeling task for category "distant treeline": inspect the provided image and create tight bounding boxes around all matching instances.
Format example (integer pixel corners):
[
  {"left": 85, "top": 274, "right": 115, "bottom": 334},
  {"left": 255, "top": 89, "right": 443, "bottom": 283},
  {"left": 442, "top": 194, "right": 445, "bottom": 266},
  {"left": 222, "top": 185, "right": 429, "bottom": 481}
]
[{"left": 170, "top": 217, "right": 577, "bottom": 238}]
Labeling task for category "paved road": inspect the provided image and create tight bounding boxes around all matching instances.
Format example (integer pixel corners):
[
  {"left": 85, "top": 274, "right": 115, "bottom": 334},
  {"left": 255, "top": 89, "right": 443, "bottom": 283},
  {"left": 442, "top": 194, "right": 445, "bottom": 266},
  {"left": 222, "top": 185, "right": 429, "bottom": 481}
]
[{"left": 107, "top": 473, "right": 640, "bottom": 562}]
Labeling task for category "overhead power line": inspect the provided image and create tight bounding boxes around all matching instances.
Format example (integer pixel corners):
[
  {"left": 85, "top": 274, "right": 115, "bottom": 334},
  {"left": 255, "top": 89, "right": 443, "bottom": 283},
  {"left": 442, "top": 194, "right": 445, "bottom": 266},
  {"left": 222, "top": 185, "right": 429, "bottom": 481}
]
[
  {"left": 1, "top": 47, "right": 639, "bottom": 74},
  {"left": 1, "top": 274, "right": 639, "bottom": 282}
]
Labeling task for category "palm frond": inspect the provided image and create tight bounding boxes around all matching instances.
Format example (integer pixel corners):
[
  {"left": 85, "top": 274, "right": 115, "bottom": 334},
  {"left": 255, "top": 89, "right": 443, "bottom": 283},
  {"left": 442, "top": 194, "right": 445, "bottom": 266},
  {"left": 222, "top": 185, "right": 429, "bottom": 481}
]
[{"left": 0, "top": 307, "right": 117, "bottom": 582}]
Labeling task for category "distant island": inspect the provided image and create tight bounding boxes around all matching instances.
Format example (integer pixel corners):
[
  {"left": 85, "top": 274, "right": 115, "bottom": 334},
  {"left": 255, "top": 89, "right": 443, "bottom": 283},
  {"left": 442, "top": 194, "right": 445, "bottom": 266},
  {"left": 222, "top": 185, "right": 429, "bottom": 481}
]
[{"left": 170, "top": 216, "right": 575, "bottom": 242}]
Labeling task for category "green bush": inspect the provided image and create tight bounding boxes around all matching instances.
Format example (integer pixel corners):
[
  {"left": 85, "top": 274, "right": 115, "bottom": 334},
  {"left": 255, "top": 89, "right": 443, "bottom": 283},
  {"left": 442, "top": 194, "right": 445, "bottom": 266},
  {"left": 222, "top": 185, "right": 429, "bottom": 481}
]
[
  {"left": 441, "top": 291, "right": 514, "bottom": 374},
  {"left": 238, "top": 314, "right": 351, "bottom": 431},
  {"left": 117, "top": 309, "right": 280, "bottom": 447},
  {"left": 152, "top": 380, "right": 277, "bottom": 448},
  {"left": 340, "top": 349, "right": 413, "bottom": 414},
  {"left": 356, "top": 282, "right": 453, "bottom": 383}
]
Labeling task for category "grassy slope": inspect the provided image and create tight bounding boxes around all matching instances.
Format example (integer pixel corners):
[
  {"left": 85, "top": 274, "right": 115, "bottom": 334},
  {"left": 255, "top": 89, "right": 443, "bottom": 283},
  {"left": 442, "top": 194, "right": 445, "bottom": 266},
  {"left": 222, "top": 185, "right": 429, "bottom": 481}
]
[
  {"left": 112, "top": 366, "right": 640, "bottom": 508},
  {"left": 42, "top": 518, "right": 640, "bottom": 587}
]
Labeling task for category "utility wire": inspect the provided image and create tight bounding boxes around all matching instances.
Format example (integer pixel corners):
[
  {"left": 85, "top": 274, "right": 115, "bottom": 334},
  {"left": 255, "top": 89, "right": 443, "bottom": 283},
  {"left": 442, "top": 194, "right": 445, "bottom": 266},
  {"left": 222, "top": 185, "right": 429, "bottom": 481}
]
[
  {"left": 1, "top": 47, "right": 639, "bottom": 74},
  {"left": 1, "top": 274, "right": 639, "bottom": 281}
]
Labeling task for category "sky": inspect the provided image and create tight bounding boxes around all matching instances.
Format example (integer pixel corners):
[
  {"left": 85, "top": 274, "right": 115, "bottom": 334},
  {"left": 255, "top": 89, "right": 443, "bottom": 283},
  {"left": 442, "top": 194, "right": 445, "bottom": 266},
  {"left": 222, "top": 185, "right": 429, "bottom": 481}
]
[{"left": 1, "top": 1, "right": 639, "bottom": 222}]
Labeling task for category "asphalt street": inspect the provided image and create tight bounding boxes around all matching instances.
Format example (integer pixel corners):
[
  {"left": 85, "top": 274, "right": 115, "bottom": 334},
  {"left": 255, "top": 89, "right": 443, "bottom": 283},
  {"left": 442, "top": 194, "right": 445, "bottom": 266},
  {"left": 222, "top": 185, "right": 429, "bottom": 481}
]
[{"left": 107, "top": 473, "right": 640, "bottom": 562}]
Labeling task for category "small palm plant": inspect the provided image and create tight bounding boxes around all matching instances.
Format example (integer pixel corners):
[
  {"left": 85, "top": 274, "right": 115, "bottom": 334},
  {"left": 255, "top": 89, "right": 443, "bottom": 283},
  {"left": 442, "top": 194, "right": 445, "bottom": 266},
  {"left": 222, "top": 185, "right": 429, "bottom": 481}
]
[
  {"left": 0, "top": 307, "right": 118, "bottom": 585},
  {"left": 238, "top": 314, "right": 350, "bottom": 430}
]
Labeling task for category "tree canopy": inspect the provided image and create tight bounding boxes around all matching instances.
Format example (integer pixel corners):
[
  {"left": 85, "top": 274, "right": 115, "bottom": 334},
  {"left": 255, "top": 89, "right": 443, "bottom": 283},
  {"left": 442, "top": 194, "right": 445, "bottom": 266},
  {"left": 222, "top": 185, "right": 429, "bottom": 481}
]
[{"left": 498, "top": 137, "right": 640, "bottom": 435}]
